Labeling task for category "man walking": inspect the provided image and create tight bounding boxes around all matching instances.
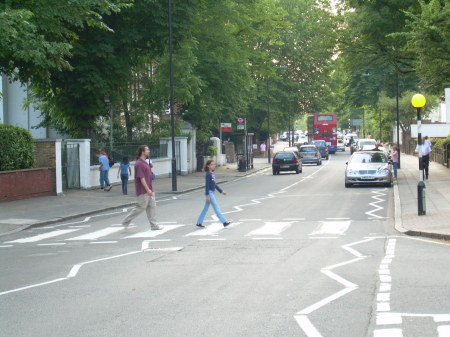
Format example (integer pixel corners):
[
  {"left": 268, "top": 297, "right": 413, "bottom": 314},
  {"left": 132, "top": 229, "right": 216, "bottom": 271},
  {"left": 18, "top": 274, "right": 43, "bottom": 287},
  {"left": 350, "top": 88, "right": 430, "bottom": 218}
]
[
  {"left": 416, "top": 136, "right": 432, "bottom": 179},
  {"left": 96, "top": 151, "right": 112, "bottom": 191},
  {"left": 122, "top": 145, "right": 163, "bottom": 231}
]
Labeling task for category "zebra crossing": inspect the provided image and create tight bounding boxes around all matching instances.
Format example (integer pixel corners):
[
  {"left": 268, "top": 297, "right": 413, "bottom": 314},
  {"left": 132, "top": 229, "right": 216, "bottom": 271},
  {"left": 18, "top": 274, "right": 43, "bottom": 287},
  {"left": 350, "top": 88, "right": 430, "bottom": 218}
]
[{"left": 2, "top": 219, "right": 354, "bottom": 247}]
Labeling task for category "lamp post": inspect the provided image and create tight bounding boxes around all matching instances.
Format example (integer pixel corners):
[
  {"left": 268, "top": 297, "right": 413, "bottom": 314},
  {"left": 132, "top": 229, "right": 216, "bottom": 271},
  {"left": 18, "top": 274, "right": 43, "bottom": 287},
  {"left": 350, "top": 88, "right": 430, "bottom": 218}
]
[
  {"left": 396, "top": 70, "right": 401, "bottom": 168},
  {"left": 411, "top": 93, "right": 426, "bottom": 215},
  {"left": 168, "top": 0, "right": 177, "bottom": 191},
  {"left": 104, "top": 95, "right": 113, "bottom": 157},
  {"left": 266, "top": 65, "right": 288, "bottom": 163}
]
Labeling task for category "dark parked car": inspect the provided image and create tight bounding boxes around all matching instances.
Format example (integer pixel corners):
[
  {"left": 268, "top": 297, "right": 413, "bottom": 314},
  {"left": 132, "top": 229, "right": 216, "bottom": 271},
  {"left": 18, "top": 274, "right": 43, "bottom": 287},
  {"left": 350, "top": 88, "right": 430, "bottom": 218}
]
[
  {"left": 311, "top": 140, "right": 329, "bottom": 160},
  {"left": 298, "top": 145, "right": 322, "bottom": 165},
  {"left": 272, "top": 151, "right": 302, "bottom": 175}
]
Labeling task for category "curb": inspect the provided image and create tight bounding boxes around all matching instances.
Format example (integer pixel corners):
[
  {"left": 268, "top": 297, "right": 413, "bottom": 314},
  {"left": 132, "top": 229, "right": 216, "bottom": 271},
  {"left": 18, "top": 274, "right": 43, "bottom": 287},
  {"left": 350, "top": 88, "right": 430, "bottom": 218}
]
[
  {"left": 1, "top": 165, "right": 270, "bottom": 236},
  {"left": 393, "top": 179, "right": 450, "bottom": 242}
]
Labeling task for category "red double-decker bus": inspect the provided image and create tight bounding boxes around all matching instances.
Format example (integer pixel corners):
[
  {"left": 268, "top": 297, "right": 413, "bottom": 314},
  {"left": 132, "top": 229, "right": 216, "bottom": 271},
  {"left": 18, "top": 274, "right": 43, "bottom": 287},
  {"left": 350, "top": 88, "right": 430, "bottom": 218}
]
[{"left": 308, "top": 114, "right": 338, "bottom": 154}]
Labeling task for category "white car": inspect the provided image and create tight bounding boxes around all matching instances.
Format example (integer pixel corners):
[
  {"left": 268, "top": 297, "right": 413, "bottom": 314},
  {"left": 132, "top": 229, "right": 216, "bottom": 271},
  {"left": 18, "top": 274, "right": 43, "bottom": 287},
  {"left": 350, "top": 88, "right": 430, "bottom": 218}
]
[{"left": 337, "top": 139, "right": 345, "bottom": 151}]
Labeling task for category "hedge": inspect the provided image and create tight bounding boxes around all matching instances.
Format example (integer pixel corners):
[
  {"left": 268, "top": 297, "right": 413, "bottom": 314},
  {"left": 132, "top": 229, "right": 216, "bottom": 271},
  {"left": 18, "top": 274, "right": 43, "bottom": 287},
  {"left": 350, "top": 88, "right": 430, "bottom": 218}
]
[{"left": 0, "top": 124, "right": 35, "bottom": 171}]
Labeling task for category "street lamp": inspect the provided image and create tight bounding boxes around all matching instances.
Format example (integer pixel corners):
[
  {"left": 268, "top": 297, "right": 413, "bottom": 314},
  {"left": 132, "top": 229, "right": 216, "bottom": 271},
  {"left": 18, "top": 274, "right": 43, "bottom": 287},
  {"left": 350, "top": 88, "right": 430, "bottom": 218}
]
[
  {"left": 168, "top": 0, "right": 177, "bottom": 191},
  {"left": 396, "top": 70, "right": 401, "bottom": 168},
  {"left": 266, "top": 65, "right": 288, "bottom": 163},
  {"left": 411, "top": 93, "right": 426, "bottom": 215},
  {"left": 104, "top": 95, "right": 113, "bottom": 157}
]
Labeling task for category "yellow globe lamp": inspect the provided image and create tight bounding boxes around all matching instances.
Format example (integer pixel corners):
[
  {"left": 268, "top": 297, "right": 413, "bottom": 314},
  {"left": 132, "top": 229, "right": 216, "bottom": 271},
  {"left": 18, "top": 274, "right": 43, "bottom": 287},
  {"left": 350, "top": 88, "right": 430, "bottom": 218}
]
[{"left": 411, "top": 94, "right": 426, "bottom": 108}]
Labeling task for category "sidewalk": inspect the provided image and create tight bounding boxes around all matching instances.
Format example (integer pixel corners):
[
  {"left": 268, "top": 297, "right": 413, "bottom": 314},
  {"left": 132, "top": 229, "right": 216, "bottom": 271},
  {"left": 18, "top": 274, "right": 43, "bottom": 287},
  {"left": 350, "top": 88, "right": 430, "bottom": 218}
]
[
  {"left": 394, "top": 153, "right": 450, "bottom": 240},
  {"left": 1, "top": 154, "right": 449, "bottom": 240},
  {"left": 0, "top": 157, "right": 272, "bottom": 236}
]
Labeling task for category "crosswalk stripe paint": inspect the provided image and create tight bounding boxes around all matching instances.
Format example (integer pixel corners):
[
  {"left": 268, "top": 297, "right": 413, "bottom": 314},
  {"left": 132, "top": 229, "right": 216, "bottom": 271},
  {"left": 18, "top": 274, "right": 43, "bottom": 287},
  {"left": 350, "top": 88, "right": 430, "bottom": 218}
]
[
  {"left": 124, "top": 225, "right": 184, "bottom": 238},
  {"left": 309, "top": 221, "right": 351, "bottom": 236},
  {"left": 66, "top": 227, "right": 123, "bottom": 241},
  {"left": 6, "top": 229, "right": 81, "bottom": 243},
  {"left": 185, "top": 223, "right": 224, "bottom": 236},
  {"left": 246, "top": 222, "right": 292, "bottom": 236}
]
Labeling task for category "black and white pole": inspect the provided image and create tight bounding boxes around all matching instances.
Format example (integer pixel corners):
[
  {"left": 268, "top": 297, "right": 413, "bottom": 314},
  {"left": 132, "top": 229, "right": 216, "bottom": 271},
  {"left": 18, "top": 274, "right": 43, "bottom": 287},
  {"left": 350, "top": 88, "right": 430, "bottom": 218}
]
[{"left": 411, "top": 94, "right": 426, "bottom": 215}]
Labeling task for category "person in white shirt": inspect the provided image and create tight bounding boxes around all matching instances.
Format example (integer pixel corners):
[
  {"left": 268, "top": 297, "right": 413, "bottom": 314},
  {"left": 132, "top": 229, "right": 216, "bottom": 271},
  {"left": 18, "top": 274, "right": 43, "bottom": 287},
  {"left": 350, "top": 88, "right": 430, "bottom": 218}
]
[{"left": 415, "top": 137, "right": 432, "bottom": 179}]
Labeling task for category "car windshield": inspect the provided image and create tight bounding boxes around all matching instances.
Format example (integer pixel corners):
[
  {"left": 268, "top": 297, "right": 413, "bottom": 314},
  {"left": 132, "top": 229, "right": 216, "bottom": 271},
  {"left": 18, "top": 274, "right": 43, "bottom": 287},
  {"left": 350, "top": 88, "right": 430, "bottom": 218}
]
[
  {"left": 351, "top": 153, "right": 387, "bottom": 164},
  {"left": 312, "top": 141, "right": 325, "bottom": 147},
  {"left": 300, "top": 147, "right": 316, "bottom": 153},
  {"left": 360, "top": 141, "right": 376, "bottom": 147},
  {"left": 275, "top": 153, "right": 294, "bottom": 159}
]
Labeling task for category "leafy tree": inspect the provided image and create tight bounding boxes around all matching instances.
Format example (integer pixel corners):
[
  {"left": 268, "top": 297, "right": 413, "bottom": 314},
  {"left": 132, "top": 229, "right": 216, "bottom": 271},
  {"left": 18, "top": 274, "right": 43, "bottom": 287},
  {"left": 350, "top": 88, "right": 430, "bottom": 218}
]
[
  {"left": 401, "top": 0, "right": 450, "bottom": 94},
  {"left": 0, "top": 0, "right": 128, "bottom": 84}
]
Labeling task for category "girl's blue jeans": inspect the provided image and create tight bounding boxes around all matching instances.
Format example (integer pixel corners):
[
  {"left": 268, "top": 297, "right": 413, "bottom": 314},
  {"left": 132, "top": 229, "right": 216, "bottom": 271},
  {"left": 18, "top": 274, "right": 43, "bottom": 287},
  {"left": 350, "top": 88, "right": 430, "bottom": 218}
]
[
  {"left": 197, "top": 191, "right": 227, "bottom": 224},
  {"left": 393, "top": 162, "right": 398, "bottom": 178},
  {"left": 120, "top": 174, "right": 129, "bottom": 194}
]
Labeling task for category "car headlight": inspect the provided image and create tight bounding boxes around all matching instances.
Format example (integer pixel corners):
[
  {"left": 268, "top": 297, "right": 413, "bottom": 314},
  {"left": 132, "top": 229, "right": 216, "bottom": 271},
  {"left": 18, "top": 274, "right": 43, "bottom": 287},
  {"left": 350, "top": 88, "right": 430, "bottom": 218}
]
[
  {"left": 347, "top": 169, "right": 357, "bottom": 176},
  {"left": 377, "top": 168, "right": 390, "bottom": 176}
]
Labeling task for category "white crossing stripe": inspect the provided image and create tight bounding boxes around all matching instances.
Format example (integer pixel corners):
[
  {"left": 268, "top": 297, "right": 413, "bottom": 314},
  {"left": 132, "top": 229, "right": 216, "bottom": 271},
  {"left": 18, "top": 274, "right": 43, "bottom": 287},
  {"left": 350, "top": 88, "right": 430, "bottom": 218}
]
[
  {"left": 373, "top": 329, "right": 402, "bottom": 337},
  {"left": 185, "top": 223, "right": 224, "bottom": 236},
  {"left": 309, "top": 221, "right": 351, "bottom": 236},
  {"left": 438, "top": 326, "right": 450, "bottom": 337},
  {"left": 6, "top": 229, "right": 80, "bottom": 243},
  {"left": 246, "top": 221, "right": 293, "bottom": 236},
  {"left": 124, "top": 225, "right": 184, "bottom": 238},
  {"left": 66, "top": 227, "right": 124, "bottom": 241}
]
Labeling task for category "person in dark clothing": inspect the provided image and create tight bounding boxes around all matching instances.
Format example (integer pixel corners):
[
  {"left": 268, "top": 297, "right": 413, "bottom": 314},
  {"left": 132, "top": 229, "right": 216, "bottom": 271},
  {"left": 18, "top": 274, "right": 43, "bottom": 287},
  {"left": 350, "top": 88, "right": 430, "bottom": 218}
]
[{"left": 195, "top": 159, "right": 231, "bottom": 228}]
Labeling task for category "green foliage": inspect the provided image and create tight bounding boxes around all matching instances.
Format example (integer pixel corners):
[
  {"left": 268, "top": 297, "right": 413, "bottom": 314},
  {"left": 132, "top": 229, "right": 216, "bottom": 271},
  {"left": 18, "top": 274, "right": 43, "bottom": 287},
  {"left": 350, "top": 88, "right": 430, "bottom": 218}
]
[
  {"left": 206, "top": 146, "right": 218, "bottom": 157},
  {"left": 0, "top": 0, "right": 129, "bottom": 84},
  {"left": 401, "top": 0, "right": 450, "bottom": 93},
  {"left": 432, "top": 135, "right": 450, "bottom": 150},
  {"left": 0, "top": 124, "right": 35, "bottom": 171}
]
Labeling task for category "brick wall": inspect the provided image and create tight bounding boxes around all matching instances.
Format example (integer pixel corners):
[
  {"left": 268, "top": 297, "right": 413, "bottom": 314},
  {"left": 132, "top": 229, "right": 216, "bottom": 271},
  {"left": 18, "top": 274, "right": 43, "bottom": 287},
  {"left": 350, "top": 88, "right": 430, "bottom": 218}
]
[
  {"left": 0, "top": 168, "right": 56, "bottom": 202},
  {"left": 34, "top": 140, "right": 56, "bottom": 168}
]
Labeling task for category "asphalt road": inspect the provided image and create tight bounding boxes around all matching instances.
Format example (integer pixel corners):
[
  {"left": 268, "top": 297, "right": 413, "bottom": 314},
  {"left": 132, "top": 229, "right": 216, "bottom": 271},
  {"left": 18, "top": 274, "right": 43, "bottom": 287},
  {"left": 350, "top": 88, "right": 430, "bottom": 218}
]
[{"left": 1, "top": 148, "right": 449, "bottom": 337}]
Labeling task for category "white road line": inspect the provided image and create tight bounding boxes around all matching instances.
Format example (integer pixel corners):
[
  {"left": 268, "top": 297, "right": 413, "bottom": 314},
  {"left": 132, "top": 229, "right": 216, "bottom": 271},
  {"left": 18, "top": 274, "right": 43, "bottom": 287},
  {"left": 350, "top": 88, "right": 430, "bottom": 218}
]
[
  {"left": 0, "top": 245, "right": 13, "bottom": 248},
  {"left": 376, "top": 313, "right": 402, "bottom": 325},
  {"left": 67, "top": 251, "right": 140, "bottom": 278},
  {"left": 309, "top": 220, "right": 351, "bottom": 236},
  {"left": 438, "top": 325, "right": 450, "bottom": 337},
  {"left": 185, "top": 223, "right": 224, "bottom": 237},
  {"left": 123, "top": 225, "right": 184, "bottom": 238},
  {"left": 0, "top": 278, "right": 67, "bottom": 296},
  {"left": 366, "top": 190, "right": 386, "bottom": 219},
  {"left": 309, "top": 237, "right": 338, "bottom": 239},
  {"left": 198, "top": 238, "right": 226, "bottom": 241},
  {"left": 373, "top": 329, "right": 403, "bottom": 337},
  {"left": 297, "top": 287, "right": 356, "bottom": 315},
  {"left": 37, "top": 243, "right": 67, "bottom": 246},
  {"left": 246, "top": 221, "right": 293, "bottom": 236},
  {"left": 89, "top": 241, "right": 118, "bottom": 244},
  {"left": 252, "top": 237, "right": 283, "bottom": 240},
  {"left": 294, "top": 315, "right": 323, "bottom": 337},
  {"left": 66, "top": 227, "right": 123, "bottom": 241},
  {"left": 6, "top": 229, "right": 81, "bottom": 243}
]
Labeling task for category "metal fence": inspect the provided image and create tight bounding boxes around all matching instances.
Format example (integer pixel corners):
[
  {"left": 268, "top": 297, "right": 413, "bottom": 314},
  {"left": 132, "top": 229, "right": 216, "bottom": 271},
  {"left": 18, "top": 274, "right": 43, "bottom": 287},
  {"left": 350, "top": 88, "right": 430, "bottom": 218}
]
[
  {"left": 90, "top": 142, "right": 168, "bottom": 165},
  {"left": 401, "top": 142, "right": 450, "bottom": 168}
]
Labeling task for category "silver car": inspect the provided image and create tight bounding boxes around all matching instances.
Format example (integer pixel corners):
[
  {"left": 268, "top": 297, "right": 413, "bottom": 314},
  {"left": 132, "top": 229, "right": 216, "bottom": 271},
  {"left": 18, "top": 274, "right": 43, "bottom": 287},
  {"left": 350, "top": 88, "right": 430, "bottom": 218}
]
[{"left": 345, "top": 151, "right": 393, "bottom": 187}]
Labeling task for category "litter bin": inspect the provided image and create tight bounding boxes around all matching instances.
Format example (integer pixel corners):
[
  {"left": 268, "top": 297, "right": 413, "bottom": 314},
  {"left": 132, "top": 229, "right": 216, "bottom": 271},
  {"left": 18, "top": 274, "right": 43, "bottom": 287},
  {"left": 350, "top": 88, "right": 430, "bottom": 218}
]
[{"left": 238, "top": 157, "right": 247, "bottom": 172}]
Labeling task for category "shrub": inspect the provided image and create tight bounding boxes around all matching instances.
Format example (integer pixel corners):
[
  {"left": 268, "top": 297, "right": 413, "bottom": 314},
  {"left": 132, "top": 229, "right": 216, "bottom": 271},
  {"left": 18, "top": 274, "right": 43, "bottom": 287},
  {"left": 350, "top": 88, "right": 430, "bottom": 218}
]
[
  {"left": 207, "top": 145, "right": 218, "bottom": 156},
  {"left": 0, "top": 124, "right": 35, "bottom": 171}
]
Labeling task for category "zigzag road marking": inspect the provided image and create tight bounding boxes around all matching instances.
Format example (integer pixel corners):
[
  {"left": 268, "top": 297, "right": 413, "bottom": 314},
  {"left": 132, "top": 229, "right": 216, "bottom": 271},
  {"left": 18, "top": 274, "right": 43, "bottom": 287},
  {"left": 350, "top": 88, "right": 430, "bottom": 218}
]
[
  {"left": 294, "top": 237, "right": 378, "bottom": 337},
  {"left": 366, "top": 189, "right": 387, "bottom": 219}
]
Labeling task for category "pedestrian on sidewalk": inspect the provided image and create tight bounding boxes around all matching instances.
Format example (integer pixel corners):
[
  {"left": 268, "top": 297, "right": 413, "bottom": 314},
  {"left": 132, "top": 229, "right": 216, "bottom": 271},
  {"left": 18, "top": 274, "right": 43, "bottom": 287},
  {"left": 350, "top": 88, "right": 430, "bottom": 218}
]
[
  {"left": 415, "top": 136, "right": 432, "bottom": 179},
  {"left": 195, "top": 159, "right": 231, "bottom": 228},
  {"left": 96, "top": 150, "right": 112, "bottom": 191},
  {"left": 121, "top": 145, "right": 163, "bottom": 231},
  {"left": 117, "top": 156, "right": 131, "bottom": 195},
  {"left": 260, "top": 142, "right": 266, "bottom": 157},
  {"left": 390, "top": 146, "right": 399, "bottom": 178}
]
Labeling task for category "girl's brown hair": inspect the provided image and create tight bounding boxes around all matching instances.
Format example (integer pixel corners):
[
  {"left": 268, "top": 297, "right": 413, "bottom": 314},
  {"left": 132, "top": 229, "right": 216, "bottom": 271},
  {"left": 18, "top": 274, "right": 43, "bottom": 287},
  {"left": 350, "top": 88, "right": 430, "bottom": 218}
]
[{"left": 203, "top": 159, "right": 215, "bottom": 172}]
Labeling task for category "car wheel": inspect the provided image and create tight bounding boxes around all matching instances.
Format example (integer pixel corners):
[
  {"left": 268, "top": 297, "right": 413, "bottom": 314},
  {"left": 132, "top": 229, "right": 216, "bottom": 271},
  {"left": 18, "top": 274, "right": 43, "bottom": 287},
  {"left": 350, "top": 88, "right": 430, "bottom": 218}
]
[
  {"left": 272, "top": 170, "right": 276, "bottom": 175},
  {"left": 326, "top": 155, "right": 329, "bottom": 160},
  {"left": 345, "top": 182, "right": 352, "bottom": 188},
  {"left": 295, "top": 168, "right": 300, "bottom": 174}
]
